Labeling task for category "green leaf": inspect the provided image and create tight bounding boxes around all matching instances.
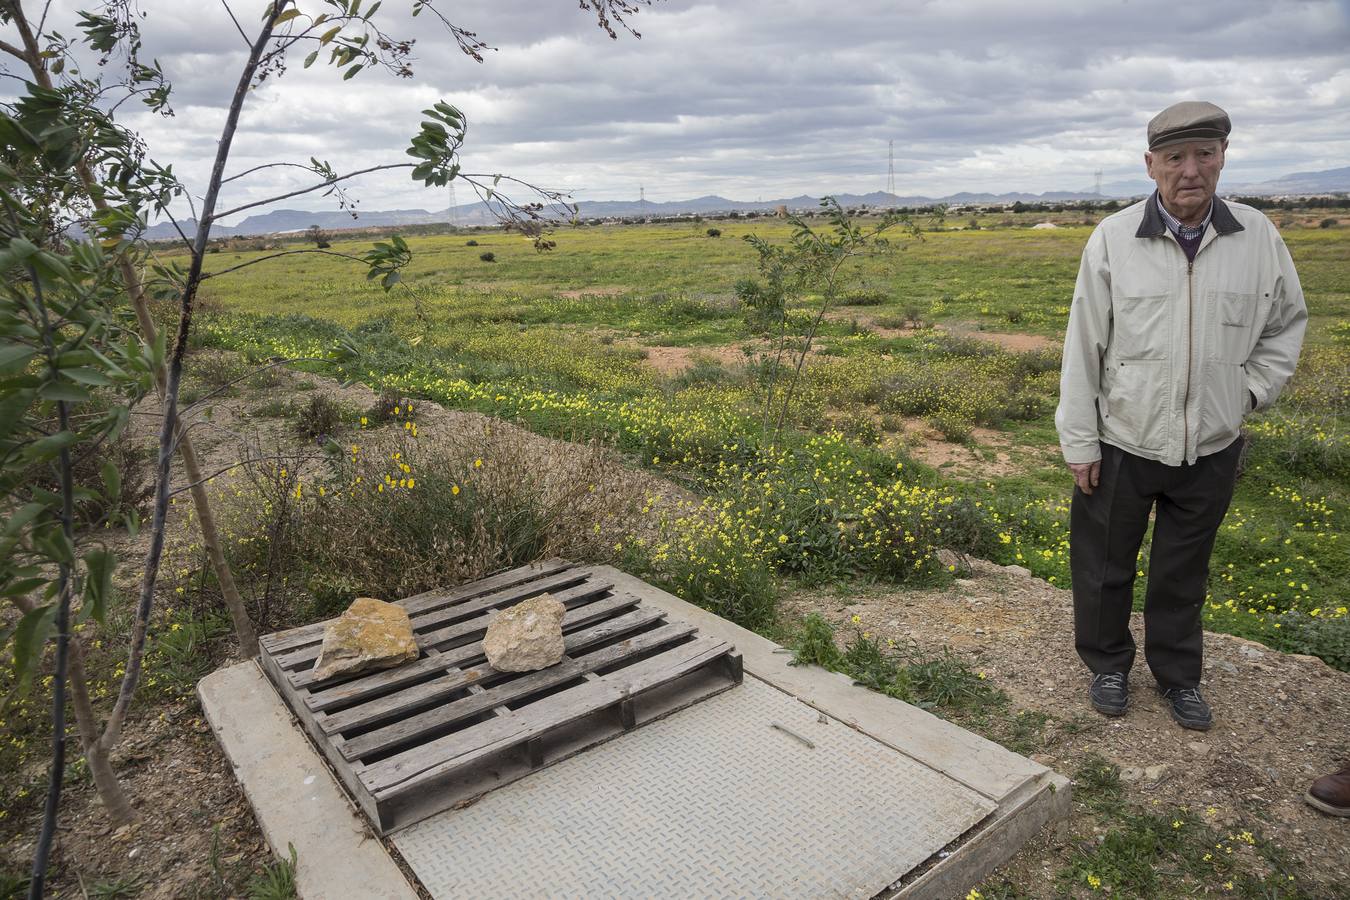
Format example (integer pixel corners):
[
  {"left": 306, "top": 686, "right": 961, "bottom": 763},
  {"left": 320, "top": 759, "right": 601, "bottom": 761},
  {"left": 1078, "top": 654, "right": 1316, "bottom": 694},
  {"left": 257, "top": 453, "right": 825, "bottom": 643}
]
[
  {"left": 303, "top": 50, "right": 319, "bottom": 68},
  {"left": 33, "top": 526, "right": 75, "bottom": 567},
  {"left": 273, "top": 8, "right": 302, "bottom": 24},
  {"left": 319, "top": 25, "right": 341, "bottom": 44},
  {"left": 38, "top": 381, "right": 92, "bottom": 403},
  {"left": 81, "top": 548, "right": 114, "bottom": 624},
  {"left": 59, "top": 367, "right": 114, "bottom": 386},
  {"left": 101, "top": 460, "right": 121, "bottom": 502},
  {"left": 11, "top": 603, "right": 57, "bottom": 687},
  {"left": 342, "top": 64, "right": 363, "bottom": 80},
  {"left": 23, "top": 430, "right": 79, "bottom": 463},
  {"left": 0, "top": 344, "right": 37, "bottom": 375},
  {"left": 0, "top": 578, "right": 47, "bottom": 600},
  {"left": 3, "top": 502, "right": 47, "bottom": 538}
]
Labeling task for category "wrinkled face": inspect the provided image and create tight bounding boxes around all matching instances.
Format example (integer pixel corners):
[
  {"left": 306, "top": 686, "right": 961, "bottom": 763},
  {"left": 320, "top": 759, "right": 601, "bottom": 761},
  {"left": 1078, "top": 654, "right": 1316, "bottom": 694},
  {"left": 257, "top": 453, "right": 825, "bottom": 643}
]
[{"left": 1145, "top": 139, "right": 1227, "bottom": 224}]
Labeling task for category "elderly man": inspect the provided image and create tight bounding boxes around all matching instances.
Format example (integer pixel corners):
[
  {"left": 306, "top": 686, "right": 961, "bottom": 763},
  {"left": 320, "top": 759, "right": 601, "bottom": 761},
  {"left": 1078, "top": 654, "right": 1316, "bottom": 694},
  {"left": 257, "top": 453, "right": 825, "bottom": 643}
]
[{"left": 1055, "top": 101, "right": 1307, "bottom": 730}]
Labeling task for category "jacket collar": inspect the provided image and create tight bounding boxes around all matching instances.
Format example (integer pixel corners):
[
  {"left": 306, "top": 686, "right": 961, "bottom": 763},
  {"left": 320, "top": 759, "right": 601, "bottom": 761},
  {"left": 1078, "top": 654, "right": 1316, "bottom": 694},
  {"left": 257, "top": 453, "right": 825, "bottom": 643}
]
[{"left": 1135, "top": 190, "right": 1244, "bottom": 238}]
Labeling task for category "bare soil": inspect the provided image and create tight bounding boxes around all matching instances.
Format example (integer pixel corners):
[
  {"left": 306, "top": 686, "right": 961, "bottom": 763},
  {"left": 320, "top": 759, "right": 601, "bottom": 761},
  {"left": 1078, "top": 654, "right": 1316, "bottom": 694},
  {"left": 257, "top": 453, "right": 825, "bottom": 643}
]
[
  {"left": 637, "top": 343, "right": 754, "bottom": 375},
  {"left": 943, "top": 321, "right": 1058, "bottom": 353},
  {"left": 558, "top": 286, "right": 627, "bottom": 299},
  {"left": 783, "top": 559, "right": 1350, "bottom": 896},
  {"left": 892, "top": 418, "right": 1030, "bottom": 478}
]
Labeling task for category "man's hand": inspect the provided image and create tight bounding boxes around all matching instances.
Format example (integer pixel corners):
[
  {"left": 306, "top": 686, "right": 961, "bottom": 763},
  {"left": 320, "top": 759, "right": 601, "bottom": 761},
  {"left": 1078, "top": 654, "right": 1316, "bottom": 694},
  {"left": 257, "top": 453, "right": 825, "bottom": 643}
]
[{"left": 1069, "top": 459, "right": 1101, "bottom": 495}]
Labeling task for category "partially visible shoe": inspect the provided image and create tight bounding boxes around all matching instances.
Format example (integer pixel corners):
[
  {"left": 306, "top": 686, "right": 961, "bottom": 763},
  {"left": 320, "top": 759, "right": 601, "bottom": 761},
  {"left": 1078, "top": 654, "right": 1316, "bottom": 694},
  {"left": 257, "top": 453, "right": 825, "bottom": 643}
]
[
  {"left": 1159, "top": 686, "right": 1212, "bottom": 731},
  {"left": 1089, "top": 672, "right": 1129, "bottom": 716},
  {"left": 1305, "top": 766, "right": 1350, "bottom": 817}
]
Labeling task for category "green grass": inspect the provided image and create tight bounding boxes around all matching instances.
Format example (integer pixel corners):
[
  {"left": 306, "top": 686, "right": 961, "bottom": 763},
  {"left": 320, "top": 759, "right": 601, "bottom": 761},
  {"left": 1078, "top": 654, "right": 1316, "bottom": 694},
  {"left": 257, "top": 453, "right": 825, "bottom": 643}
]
[{"left": 177, "top": 219, "right": 1350, "bottom": 669}]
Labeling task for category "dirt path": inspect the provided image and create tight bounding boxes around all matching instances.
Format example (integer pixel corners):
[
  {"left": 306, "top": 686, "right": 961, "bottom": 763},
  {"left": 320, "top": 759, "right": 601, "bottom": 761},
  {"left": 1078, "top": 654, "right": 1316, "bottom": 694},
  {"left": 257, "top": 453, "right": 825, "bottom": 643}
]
[{"left": 783, "top": 559, "right": 1350, "bottom": 895}]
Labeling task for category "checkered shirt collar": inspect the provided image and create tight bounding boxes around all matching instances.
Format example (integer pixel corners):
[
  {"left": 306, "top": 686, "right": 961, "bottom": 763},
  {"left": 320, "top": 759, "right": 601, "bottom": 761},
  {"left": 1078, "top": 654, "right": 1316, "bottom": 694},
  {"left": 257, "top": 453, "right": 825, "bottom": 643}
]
[{"left": 1156, "top": 193, "right": 1213, "bottom": 240}]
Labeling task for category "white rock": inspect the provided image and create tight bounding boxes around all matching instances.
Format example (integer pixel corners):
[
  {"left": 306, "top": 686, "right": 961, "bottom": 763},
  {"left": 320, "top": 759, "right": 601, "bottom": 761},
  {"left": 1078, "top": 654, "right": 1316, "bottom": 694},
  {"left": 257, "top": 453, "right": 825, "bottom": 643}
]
[{"left": 483, "top": 593, "right": 566, "bottom": 672}]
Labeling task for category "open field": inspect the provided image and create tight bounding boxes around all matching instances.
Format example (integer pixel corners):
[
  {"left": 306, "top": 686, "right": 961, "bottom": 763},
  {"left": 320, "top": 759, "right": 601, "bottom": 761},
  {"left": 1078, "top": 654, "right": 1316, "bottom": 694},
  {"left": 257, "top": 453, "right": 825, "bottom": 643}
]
[
  {"left": 189, "top": 216, "right": 1350, "bottom": 668},
  {"left": 5, "top": 213, "right": 1348, "bottom": 897}
]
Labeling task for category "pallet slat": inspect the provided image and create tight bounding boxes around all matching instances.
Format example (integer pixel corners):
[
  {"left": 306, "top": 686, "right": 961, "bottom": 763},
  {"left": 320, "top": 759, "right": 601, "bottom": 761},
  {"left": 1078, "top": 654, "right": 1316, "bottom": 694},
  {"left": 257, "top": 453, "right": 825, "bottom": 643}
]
[
  {"left": 260, "top": 559, "right": 573, "bottom": 654},
  {"left": 300, "top": 591, "right": 642, "bottom": 705},
  {"left": 319, "top": 605, "right": 669, "bottom": 735},
  {"left": 340, "top": 620, "right": 696, "bottom": 759},
  {"left": 280, "top": 576, "right": 616, "bottom": 676},
  {"left": 369, "top": 635, "right": 732, "bottom": 796}
]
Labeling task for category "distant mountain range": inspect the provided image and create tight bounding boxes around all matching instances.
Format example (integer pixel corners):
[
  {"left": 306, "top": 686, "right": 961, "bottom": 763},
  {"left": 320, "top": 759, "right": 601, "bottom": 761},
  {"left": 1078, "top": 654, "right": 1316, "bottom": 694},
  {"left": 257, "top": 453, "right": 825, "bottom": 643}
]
[{"left": 144, "top": 166, "right": 1349, "bottom": 240}]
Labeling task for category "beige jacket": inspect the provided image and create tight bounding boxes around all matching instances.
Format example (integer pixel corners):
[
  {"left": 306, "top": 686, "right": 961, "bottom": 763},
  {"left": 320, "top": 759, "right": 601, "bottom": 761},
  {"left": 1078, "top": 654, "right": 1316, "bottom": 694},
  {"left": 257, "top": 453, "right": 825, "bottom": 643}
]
[{"left": 1056, "top": 194, "right": 1307, "bottom": 467}]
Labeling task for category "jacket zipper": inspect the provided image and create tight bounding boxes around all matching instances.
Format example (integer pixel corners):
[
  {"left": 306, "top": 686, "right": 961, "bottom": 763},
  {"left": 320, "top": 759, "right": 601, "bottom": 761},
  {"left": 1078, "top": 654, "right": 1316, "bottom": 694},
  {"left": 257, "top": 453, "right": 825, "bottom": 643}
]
[{"left": 1183, "top": 259, "right": 1193, "bottom": 461}]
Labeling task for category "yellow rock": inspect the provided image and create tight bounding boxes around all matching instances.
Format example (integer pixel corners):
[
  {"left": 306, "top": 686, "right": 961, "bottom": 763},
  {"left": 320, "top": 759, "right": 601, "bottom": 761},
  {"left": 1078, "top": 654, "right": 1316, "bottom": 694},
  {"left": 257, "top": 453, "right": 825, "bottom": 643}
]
[{"left": 312, "top": 597, "right": 419, "bottom": 681}]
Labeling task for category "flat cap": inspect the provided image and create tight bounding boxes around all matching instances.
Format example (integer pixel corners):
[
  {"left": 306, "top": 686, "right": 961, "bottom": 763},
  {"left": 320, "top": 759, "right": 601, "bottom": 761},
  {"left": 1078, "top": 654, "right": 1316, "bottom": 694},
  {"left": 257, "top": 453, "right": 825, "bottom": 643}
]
[{"left": 1148, "top": 101, "right": 1231, "bottom": 150}]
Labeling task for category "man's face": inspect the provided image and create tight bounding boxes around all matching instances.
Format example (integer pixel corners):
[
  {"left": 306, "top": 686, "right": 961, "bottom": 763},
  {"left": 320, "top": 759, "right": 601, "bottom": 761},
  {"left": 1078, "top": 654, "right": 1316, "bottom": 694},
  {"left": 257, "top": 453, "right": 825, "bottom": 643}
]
[{"left": 1145, "top": 139, "right": 1226, "bottom": 224}]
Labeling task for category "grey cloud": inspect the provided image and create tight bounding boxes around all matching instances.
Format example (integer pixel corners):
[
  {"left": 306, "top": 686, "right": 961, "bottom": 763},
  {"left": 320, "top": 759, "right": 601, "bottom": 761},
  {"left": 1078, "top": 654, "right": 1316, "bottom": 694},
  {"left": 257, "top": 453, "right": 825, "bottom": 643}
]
[{"left": 6, "top": 0, "right": 1345, "bottom": 213}]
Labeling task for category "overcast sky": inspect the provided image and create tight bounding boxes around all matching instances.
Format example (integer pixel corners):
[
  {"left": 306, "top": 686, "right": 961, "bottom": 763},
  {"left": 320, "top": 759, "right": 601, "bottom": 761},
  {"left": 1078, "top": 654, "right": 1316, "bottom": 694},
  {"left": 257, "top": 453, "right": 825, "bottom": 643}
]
[{"left": 5, "top": 0, "right": 1349, "bottom": 222}]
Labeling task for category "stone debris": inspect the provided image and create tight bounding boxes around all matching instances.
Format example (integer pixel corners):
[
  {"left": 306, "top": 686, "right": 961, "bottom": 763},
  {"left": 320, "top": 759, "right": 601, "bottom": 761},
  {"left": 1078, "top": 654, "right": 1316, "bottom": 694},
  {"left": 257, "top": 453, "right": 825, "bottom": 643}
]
[
  {"left": 482, "top": 593, "right": 567, "bottom": 672},
  {"left": 312, "top": 597, "right": 419, "bottom": 681}
]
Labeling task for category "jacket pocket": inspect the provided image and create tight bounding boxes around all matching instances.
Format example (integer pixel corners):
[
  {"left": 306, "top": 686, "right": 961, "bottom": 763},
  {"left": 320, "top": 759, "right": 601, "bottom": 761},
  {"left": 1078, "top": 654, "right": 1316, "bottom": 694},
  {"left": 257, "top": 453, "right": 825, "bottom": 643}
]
[
  {"left": 1214, "top": 291, "right": 1256, "bottom": 363},
  {"left": 1198, "top": 362, "right": 1245, "bottom": 449},
  {"left": 1102, "top": 360, "right": 1168, "bottom": 451},
  {"left": 1112, "top": 294, "right": 1170, "bottom": 360}
]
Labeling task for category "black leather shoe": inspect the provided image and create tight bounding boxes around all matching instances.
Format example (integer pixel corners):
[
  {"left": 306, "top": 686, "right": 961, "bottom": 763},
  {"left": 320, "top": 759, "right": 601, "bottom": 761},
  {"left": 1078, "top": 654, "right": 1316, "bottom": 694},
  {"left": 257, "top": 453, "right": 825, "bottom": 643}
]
[
  {"left": 1090, "top": 672, "right": 1129, "bottom": 716},
  {"left": 1159, "top": 686, "right": 1213, "bottom": 731}
]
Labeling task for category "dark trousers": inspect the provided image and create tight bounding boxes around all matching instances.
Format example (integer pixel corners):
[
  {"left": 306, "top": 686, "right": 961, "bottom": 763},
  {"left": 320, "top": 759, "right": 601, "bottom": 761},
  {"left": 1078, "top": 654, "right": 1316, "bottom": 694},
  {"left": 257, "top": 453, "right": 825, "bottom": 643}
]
[{"left": 1070, "top": 438, "right": 1243, "bottom": 690}]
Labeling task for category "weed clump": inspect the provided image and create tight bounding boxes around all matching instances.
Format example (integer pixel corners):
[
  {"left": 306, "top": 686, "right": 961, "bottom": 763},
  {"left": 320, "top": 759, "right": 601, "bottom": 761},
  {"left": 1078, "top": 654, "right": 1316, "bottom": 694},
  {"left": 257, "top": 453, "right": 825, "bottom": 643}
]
[
  {"left": 479, "top": 251, "right": 496, "bottom": 262},
  {"left": 788, "top": 614, "right": 1003, "bottom": 711},
  {"left": 295, "top": 394, "right": 347, "bottom": 441},
  {"left": 224, "top": 424, "right": 642, "bottom": 623}
]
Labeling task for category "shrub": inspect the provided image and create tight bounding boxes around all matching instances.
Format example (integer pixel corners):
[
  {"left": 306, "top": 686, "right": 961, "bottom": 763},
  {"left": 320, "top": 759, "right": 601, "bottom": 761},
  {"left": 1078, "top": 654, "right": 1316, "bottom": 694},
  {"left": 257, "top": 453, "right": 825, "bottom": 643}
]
[
  {"left": 1004, "top": 308, "right": 1024, "bottom": 324},
  {"left": 928, "top": 409, "right": 973, "bottom": 443},
  {"left": 837, "top": 410, "right": 882, "bottom": 446},
  {"left": 841, "top": 289, "right": 888, "bottom": 306},
  {"left": 1269, "top": 613, "right": 1350, "bottom": 671},
  {"left": 789, "top": 616, "right": 1004, "bottom": 711},
  {"left": 295, "top": 394, "right": 346, "bottom": 441},
  {"left": 465, "top": 239, "right": 479, "bottom": 246},
  {"left": 789, "top": 613, "right": 843, "bottom": 669},
  {"left": 182, "top": 350, "right": 251, "bottom": 402},
  {"left": 1319, "top": 218, "right": 1338, "bottom": 229},
  {"left": 365, "top": 388, "right": 409, "bottom": 425},
  {"left": 225, "top": 425, "right": 642, "bottom": 622},
  {"left": 705, "top": 227, "right": 721, "bottom": 237},
  {"left": 479, "top": 251, "right": 496, "bottom": 262}
]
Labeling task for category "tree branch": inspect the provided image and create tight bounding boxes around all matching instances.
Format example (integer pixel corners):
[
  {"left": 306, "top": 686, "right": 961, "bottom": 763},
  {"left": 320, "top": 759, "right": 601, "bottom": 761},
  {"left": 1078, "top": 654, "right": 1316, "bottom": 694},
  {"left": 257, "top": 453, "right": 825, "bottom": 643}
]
[
  {"left": 168, "top": 452, "right": 332, "bottom": 498},
  {"left": 218, "top": 0, "right": 252, "bottom": 49},
  {"left": 103, "top": 0, "right": 290, "bottom": 754},
  {"left": 210, "top": 162, "right": 410, "bottom": 222},
  {"left": 221, "top": 160, "right": 320, "bottom": 185}
]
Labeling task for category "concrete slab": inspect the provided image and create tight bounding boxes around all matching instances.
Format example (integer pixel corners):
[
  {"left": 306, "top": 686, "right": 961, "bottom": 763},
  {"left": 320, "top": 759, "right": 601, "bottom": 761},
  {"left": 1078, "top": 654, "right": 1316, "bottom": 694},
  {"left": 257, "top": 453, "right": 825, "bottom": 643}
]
[
  {"left": 596, "top": 566, "right": 1047, "bottom": 806},
  {"left": 202, "top": 569, "right": 1071, "bottom": 899},
  {"left": 393, "top": 675, "right": 995, "bottom": 898},
  {"left": 198, "top": 661, "right": 418, "bottom": 900}
]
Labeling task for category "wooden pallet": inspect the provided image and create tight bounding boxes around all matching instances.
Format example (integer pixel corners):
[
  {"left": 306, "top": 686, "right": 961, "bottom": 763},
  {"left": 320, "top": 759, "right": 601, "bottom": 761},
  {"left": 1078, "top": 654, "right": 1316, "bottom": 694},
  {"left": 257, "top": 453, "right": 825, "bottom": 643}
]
[{"left": 258, "top": 560, "right": 743, "bottom": 834}]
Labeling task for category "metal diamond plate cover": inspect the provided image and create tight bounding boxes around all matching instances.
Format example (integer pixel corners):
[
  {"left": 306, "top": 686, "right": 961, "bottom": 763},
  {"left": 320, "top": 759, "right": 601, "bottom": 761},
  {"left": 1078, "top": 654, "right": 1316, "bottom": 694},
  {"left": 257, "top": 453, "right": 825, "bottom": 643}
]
[{"left": 393, "top": 675, "right": 996, "bottom": 899}]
